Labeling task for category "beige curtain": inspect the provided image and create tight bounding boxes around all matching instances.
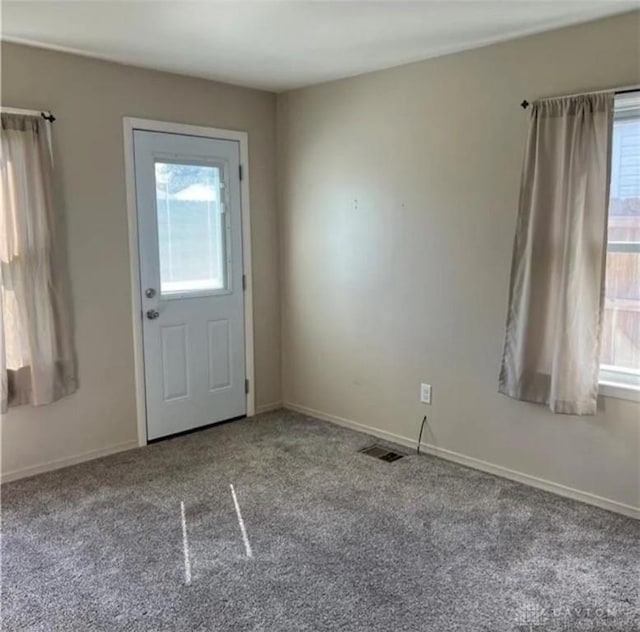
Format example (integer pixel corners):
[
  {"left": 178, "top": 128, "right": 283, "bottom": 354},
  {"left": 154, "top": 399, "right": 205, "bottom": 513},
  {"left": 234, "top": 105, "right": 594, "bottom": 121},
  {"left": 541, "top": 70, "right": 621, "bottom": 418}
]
[
  {"left": 499, "top": 93, "right": 614, "bottom": 415},
  {"left": 0, "top": 113, "right": 76, "bottom": 412}
]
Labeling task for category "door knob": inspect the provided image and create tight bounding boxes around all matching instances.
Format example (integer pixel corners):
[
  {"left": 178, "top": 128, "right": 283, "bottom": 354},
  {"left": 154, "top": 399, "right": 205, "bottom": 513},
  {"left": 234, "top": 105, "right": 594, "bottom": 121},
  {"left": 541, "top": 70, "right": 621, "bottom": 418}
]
[
  {"left": 145, "top": 288, "right": 156, "bottom": 298},
  {"left": 146, "top": 309, "right": 160, "bottom": 320}
]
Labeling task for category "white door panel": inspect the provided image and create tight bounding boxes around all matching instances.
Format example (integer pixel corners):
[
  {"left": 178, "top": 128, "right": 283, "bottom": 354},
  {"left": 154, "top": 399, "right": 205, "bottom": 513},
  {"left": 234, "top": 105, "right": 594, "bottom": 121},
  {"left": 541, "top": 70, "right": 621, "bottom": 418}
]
[
  {"left": 208, "top": 319, "right": 232, "bottom": 390},
  {"left": 133, "top": 130, "right": 246, "bottom": 440}
]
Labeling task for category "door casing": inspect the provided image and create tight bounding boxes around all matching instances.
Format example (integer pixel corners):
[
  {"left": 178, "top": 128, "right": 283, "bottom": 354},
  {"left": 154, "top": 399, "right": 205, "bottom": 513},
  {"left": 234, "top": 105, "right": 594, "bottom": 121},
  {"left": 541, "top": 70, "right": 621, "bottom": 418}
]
[{"left": 123, "top": 117, "right": 255, "bottom": 446}]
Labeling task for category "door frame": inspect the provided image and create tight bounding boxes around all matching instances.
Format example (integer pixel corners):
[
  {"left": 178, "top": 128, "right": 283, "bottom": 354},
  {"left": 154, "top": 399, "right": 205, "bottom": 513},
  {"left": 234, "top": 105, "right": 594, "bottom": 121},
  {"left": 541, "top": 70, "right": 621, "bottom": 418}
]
[{"left": 123, "top": 117, "right": 255, "bottom": 446}]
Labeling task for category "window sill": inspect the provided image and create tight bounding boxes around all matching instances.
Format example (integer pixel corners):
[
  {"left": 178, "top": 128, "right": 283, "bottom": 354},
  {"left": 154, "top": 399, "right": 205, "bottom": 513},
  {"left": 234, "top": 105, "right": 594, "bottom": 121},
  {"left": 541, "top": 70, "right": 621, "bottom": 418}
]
[{"left": 598, "top": 381, "right": 640, "bottom": 403}]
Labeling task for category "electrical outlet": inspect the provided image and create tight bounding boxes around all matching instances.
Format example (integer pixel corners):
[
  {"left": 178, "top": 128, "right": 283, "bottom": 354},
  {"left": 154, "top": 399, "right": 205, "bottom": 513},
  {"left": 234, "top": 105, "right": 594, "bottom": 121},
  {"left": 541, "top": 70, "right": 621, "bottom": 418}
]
[{"left": 420, "top": 383, "right": 432, "bottom": 405}]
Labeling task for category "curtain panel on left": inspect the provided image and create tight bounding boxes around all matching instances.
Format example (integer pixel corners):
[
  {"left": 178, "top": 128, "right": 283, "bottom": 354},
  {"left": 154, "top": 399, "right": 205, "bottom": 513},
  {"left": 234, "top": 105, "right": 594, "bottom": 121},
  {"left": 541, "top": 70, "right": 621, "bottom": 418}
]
[{"left": 0, "top": 113, "right": 76, "bottom": 412}]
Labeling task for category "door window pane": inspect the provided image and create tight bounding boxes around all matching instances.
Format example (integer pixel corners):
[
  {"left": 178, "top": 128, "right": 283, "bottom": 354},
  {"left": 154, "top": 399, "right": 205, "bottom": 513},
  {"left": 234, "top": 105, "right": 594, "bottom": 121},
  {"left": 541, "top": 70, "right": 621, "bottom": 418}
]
[{"left": 154, "top": 162, "right": 227, "bottom": 295}]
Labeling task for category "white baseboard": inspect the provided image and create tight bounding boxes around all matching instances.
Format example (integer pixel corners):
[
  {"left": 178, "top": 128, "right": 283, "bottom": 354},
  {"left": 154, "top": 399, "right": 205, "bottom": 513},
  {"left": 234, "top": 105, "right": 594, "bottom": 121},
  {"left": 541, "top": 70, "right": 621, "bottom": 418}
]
[
  {"left": 1, "top": 402, "right": 283, "bottom": 484},
  {"left": 255, "top": 401, "right": 283, "bottom": 414},
  {"left": 284, "top": 402, "right": 640, "bottom": 520},
  {"left": 1, "top": 440, "right": 139, "bottom": 484}
]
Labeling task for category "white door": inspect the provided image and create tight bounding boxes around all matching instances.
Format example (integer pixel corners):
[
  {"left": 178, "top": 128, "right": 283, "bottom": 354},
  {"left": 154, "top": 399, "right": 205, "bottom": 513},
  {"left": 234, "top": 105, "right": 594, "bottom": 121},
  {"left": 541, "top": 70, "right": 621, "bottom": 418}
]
[{"left": 133, "top": 130, "right": 246, "bottom": 440}]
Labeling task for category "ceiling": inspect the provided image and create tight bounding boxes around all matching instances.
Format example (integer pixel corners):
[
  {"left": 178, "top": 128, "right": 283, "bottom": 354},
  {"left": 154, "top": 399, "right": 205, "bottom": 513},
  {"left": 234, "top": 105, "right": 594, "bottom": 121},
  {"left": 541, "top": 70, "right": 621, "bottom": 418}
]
[{"left": 1, "top": 1, "right": 636, "bottom": 92}]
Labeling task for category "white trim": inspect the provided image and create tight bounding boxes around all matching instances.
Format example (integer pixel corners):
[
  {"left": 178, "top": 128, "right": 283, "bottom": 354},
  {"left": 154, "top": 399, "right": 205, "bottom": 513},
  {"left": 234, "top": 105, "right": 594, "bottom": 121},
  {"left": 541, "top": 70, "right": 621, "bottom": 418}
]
[
  {"left": 599, "top": 365, "right": 640, "bottom": 402},
  {"left": 0, "top": 440, "right": 138, "bottom": 484},
  {"left": 255, "top": 401, "right": 282, "bottom": 414},
  {"left": 598, "top": 381, "right": 640, "bottom": 402},
  {"left": 284, "top": 402, "right": 640, "bottom": 520},
  {"left": 614, "top": 93, "right": 640, "bottom": 120},
  {"left": 122, "top": 117, "right": 255, "bottom": 447}
]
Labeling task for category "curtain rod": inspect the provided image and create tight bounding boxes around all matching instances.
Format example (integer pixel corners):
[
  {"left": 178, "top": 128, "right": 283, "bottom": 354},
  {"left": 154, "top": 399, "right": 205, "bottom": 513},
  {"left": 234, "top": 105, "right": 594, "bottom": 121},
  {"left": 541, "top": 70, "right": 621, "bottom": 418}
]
[
  {"left": 520, "top": 85, "right": 640, "bottom": 109},
  {"left": 1, "top": 106, "right": 56, "bottom": 122}
]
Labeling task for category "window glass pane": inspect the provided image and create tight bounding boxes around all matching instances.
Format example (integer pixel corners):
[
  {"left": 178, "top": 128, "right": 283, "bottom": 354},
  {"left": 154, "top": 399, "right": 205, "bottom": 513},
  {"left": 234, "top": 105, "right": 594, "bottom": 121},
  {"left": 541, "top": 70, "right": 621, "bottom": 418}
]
[
  {"left": 601, "top": 111, "right": 640, "bottom": 373},
  {"left": 154, "top": 162, "right": 227, "bottom": 295}
]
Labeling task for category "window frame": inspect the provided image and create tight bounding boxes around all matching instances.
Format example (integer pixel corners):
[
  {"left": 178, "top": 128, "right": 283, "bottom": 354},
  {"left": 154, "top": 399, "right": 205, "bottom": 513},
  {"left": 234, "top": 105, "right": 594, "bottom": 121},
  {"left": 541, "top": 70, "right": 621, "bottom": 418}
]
[
  {"left": 152, "top": 158, "right": 233, "bottom": 300},
  {"left": 598, "top": 94, "right": 640, "bottom": 402}
]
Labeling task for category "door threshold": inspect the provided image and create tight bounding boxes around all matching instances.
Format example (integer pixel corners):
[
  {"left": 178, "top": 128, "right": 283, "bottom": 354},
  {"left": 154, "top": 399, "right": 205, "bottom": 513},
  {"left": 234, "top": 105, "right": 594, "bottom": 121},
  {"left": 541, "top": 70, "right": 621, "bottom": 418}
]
[{"left": 148, "top": 415, "right": 246, "bottom": 444}]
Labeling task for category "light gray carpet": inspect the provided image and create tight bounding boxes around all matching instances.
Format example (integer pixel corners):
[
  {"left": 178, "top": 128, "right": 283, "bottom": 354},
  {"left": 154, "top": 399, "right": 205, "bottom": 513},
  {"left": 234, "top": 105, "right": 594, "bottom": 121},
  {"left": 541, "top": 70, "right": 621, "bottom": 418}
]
[{"left": 2, "top": 409, "right": 638, "bottom": 631}]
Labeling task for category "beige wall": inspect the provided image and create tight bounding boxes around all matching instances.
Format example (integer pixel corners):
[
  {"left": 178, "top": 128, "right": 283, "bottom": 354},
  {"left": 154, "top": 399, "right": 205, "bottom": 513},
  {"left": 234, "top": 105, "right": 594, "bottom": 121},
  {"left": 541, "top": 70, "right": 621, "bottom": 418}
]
[
  {"left": 278, "top": 12, "right": 640, "bottom": 510},
  {"left": 1, "top": 43, "right": 281, "bottom": 477}
]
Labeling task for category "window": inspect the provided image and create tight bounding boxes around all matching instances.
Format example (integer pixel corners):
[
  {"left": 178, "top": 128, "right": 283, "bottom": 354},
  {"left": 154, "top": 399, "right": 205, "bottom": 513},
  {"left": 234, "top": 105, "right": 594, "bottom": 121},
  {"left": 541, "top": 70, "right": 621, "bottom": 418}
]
[
  {"left": 154, "top": 162, "right": 229, "bottom": 296},
  {"left": 599, "top": 94, "right": 640, "bottom": 395}
]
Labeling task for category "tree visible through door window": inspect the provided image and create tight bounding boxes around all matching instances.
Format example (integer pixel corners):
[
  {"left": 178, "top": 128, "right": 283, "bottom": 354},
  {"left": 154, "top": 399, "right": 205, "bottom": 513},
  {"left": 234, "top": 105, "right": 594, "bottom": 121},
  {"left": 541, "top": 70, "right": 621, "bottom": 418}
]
[
  {"left": 154, "top": 162, "right": 228, "bottom": 295},
  {"left": 600, "top": 95, "right": 640, "bottom": 389}
]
